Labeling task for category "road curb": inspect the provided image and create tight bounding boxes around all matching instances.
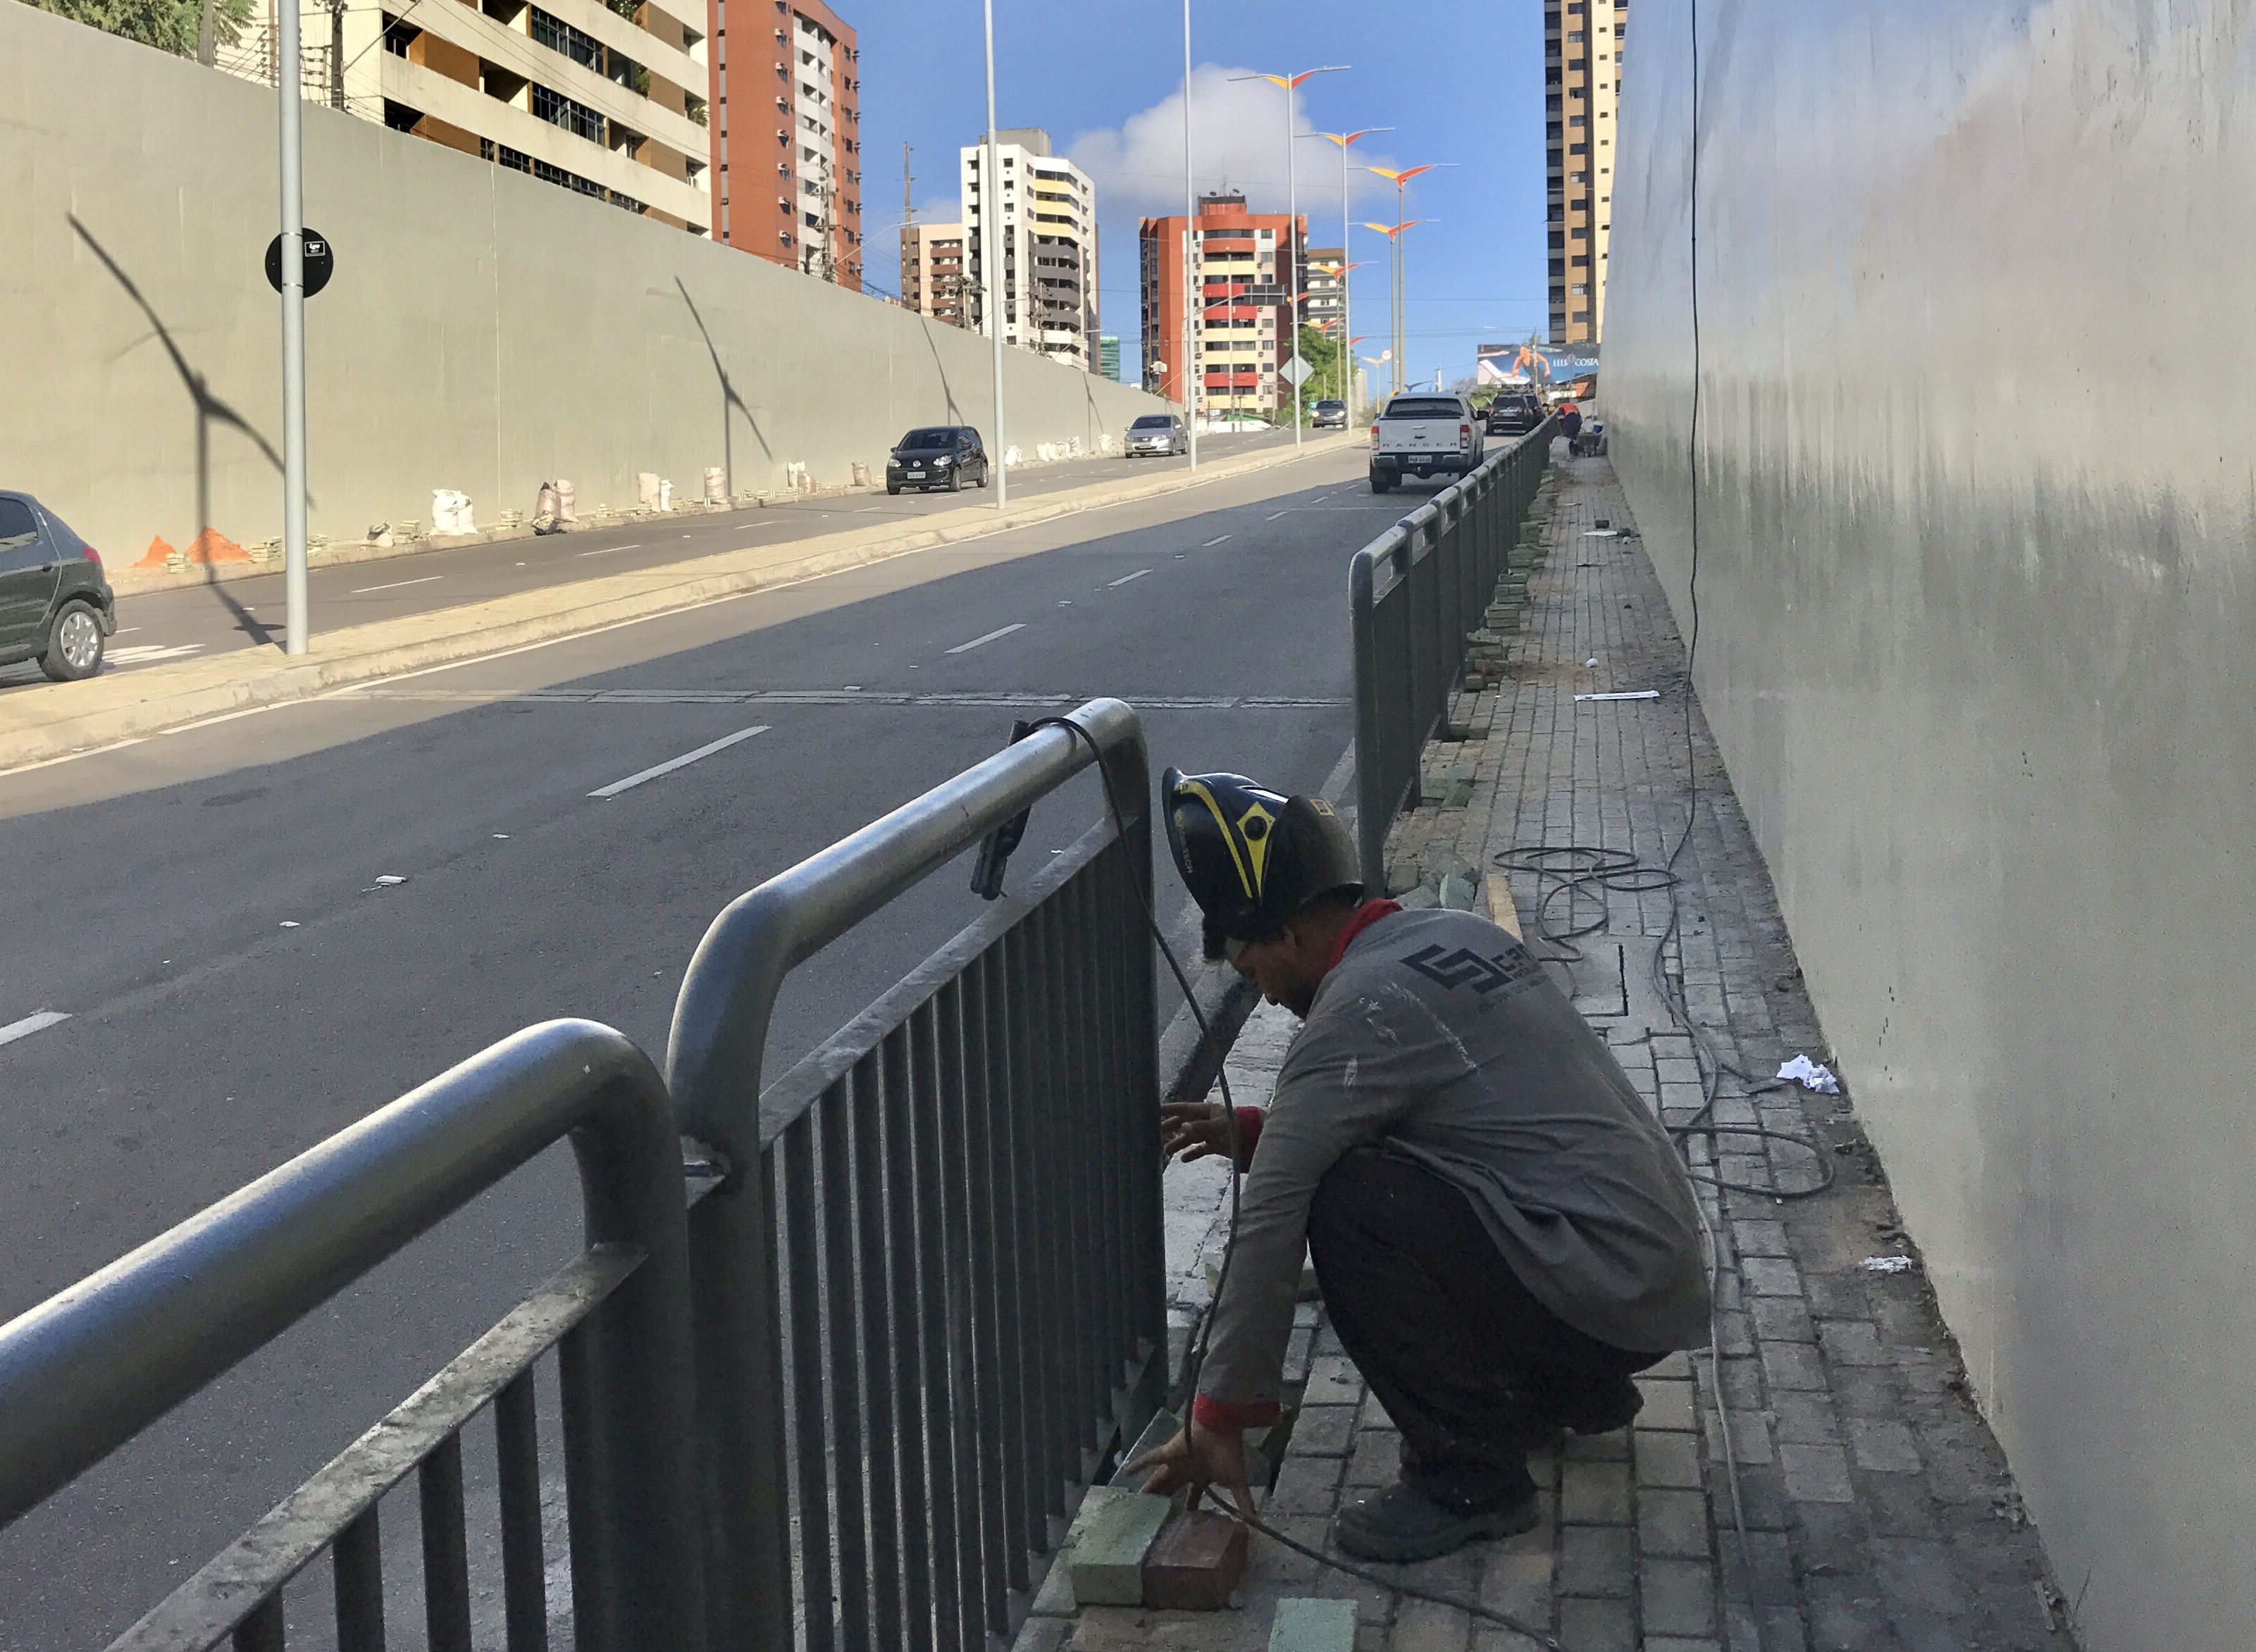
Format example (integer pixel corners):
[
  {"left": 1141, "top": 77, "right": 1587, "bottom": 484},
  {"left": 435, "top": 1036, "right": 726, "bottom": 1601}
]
[{"left": 0, "top": 435, "right": 1356, "bottom": 772}]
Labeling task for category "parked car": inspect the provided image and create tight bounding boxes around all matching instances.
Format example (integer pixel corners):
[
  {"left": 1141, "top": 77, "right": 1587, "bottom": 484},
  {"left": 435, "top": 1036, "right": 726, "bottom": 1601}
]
[
  {"left": 0, "top": 490, "right": 113, "bottom": 682},
  {"left": 886, "top": 426, "right": 991, "bottom": 495},
  {"left": 1487, "top": 393, "right": 1545, "bottom": 437},
  {"left": 1368, "top": 394, "right": 1485, "bottom": 493},
  {"left": 1310, "top": 399, "right": 1349, "bottom": 430},
  {"left": 1125, "top": 414, "right": 1188, "bottom": 457}
]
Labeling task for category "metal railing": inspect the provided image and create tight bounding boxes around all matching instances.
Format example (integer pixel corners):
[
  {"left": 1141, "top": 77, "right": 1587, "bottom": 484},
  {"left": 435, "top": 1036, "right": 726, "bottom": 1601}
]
[
  {"left": 667, "top": 696, "right": 1161, "bottom": 1652},
  {"left": 0, "top": 1019, "right": 705, "bottom": 1652},
  {"left": 1349, "top": 421, "right": 1555, "bottom": 887},
  {"left": 0, "top": 697, "right": 1163, "bottom": 1652}
]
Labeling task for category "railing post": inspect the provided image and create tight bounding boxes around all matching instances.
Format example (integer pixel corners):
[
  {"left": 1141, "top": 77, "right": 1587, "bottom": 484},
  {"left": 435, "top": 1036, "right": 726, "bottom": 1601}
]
[{"left": 1351, "top": 544, "right": 1389, "bottom": 891}]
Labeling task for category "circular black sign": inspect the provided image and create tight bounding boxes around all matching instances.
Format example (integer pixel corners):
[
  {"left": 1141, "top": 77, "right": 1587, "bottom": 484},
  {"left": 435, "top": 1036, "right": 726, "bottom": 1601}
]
[{"left": 264, "top": 230, "right": 335, "bottom": 298}]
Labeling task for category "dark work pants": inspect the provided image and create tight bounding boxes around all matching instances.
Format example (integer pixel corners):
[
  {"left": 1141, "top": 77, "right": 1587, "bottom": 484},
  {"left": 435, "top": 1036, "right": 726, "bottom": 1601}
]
[{"left": 1306, "top": 1146, "right": 1663, "bottom": 1512}]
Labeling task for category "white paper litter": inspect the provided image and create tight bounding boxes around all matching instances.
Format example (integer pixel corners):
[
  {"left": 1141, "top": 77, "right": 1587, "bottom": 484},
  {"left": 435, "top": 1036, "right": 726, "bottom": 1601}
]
[
  {"left": 1861, "top": 1255, "right": 1915, "bottom": 1274},
  {"left": 1575, "top": 690, "right": 1662, "bottom": 702},
  {"left": 279, "top": 921, "right": 301, "bottom": 928},
  {"left": 1777, "top": 1054, "right": 1840, "bottom": 1093},
  {"left": 1583, "top": 528, "right": 1620, "bottom": 538},
  {"left": 1585, "top": 657, "right": 1599, "bottom": 668},
  {"left": 374, "top": 875, "right": 408, "bottom": 886}
]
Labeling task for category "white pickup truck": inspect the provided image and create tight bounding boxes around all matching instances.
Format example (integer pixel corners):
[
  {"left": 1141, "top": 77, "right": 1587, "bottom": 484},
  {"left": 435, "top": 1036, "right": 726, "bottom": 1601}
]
[{"left": 1368, "top": 392, "right": 1486, "bottom": 493}]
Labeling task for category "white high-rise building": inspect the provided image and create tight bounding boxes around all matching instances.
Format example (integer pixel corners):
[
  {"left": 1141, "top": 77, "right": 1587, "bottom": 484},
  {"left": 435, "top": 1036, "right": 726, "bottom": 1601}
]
[{"left": 960, "top": 128, "right": 1099, "bottom": 373}]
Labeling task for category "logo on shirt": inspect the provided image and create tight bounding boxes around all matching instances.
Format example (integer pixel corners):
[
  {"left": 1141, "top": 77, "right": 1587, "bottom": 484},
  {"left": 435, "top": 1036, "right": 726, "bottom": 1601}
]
[{"left": 1399, "top": 943, "right": 1542, "bottom": 996}]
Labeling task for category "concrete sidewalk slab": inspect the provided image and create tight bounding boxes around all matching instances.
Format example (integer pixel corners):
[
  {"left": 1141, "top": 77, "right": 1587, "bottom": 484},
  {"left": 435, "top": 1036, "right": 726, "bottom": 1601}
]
[{"left": 0, "top": 435, "right": 1352, "bottom": 772}]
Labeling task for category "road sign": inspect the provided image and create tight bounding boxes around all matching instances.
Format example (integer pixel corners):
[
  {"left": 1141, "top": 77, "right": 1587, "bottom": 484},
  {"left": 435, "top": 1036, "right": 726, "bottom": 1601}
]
[
  {"left": 264, "top": 230, "right": 335, "bottom": 298},
  {"left": 1280, "top": 354, "right": 1313, "bottom": 388}
]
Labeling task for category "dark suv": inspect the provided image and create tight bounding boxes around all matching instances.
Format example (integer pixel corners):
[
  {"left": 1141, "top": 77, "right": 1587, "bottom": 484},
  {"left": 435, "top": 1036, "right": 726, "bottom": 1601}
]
[
  {"left": 886, "top": 426, "right": 991, "bottom": 494},
  {"left": 0, "top": 491, "right": 113, "bottom": 682},
  {"left": 1486, "top": 394, "right": 1545, "bottom": 437}
]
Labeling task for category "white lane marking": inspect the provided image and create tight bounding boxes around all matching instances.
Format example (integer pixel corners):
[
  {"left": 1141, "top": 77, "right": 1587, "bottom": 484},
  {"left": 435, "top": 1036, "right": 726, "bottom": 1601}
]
[
  {"left": 1201, "top": 535, "right": 1231, "bottom": 547},
  {"left": 946, "top": 623, "right": 1025, "bottom": 654},
  {"left": 352, "top": 575, "right": 442, "bottom": 594},
  {"left": 589, "top": 724, "right": 771, "bottom": 798},
  {"left": 109, "top": 643, "right": 206, "bottom": 666},
  {"left": 1265, "top": 511, "right": 1289, "bottom": 521},
  {"left": 577, "top": 542, "right": 643, "bottom": 557},
  {"left": 0, "top": 1010, "right": 70, "bottom": 1048},
  {"left": 1108, "top": 569, "right": 1153, "bottom": 587},
  {"left": 116, "top": 626, "right": 142, "bottom": 635}
]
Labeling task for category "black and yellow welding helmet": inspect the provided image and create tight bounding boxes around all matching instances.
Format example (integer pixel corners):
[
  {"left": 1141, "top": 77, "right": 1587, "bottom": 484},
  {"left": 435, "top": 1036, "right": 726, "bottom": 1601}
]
[{"left": 1162, "top": 769, "right": 1363, "bottom": 961}]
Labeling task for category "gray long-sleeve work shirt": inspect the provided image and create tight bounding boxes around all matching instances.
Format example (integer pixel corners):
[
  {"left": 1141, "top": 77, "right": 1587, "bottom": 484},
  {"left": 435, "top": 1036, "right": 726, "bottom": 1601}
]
[{"left": 1195, "top": 904, "right": 1711, "bottom": 1427}]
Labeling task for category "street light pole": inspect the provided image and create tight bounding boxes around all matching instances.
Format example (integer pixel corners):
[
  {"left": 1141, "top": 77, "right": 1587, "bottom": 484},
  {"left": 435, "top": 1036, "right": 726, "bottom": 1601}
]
[
  {"left": 1234, "top": 68, "right": 1345, "bottom": 444},
  {"left": 1305, "top": 127, "right": 1390, "bottom": 427},
  {"left": 1181, "top": 0, "right": 1196, "bottom": 470},
  {"left": 278, "top": 0, "right": 309, "bottom": 654},
  {"left": 1365, "top": 163, "right": 1453, "bottom": 395},
  {"left": 981, "top": 0, "right": 1005, "bottom": 509}
]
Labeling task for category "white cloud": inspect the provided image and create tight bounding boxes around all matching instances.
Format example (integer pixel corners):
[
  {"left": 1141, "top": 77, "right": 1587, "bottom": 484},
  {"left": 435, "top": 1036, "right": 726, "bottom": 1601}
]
[{"left": 1067, "top": 65, "right": 1400, "bottom": 223}]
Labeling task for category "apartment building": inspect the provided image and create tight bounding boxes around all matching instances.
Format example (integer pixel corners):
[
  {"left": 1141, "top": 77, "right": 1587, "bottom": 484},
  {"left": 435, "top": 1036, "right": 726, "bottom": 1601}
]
[
  {"left": 213, "top": 0, "right": 714, "bottom": 230},
  {"left": 1098, "top": 335, "right": 1121, "bottom": 382},
  {"left": 1138, "top": 192, "right": 1307, "bottom": 414},
  {"left": 1547, "top": 0, "right": 1624, "bottom": 344},
  {"left": 709, "top": 0, "right": 862, "bottom": 287},
  {"left": 900, "top": 220, "right": 969, "bottom": 328},
  {"left": 960, "top": 129, "right": 1099, "bottom": 373},
  {"left": 1304, "top": 245, "right": 1344, "bottom": 338}
]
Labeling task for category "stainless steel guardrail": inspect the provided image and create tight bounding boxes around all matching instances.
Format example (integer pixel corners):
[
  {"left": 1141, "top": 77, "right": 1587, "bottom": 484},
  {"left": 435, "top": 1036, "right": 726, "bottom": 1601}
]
[
  {"left": 0, "top": 1019, "right": 705, "bottom": 1652},
  {"left": 667, "top": 695, "right": 1160, "bottom": 1652},
  {"left": 1349, "top": 422, "right": 1555, "bottom": 888}
]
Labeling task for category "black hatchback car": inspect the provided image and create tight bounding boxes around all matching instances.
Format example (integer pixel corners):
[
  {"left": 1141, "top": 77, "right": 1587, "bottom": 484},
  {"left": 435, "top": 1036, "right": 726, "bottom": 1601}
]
[
  {"left": 886, "top": 426, "right": 991, "bottom": 494},
  {"left": 0, "top": 490, "right": 113, "bottom": 682}
]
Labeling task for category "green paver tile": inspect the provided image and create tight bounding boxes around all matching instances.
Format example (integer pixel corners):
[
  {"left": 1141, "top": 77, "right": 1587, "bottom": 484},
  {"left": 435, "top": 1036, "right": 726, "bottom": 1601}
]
[
  {"left": 1064, "top": 1484, "right": 1172, "bottom": 1606},
  {"left": 1270, "top": 1596, "right": 1358, "bottom": 1651}
]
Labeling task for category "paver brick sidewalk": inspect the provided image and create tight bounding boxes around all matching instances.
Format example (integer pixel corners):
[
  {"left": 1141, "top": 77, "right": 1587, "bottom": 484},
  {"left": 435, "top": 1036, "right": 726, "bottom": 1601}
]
[{"left": 1029, "top": 452, "right": 2082, "bottom": 1652}]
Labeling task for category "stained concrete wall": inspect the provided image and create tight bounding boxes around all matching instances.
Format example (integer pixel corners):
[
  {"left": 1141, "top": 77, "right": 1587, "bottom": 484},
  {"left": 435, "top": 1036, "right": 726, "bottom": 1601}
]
[
  {"left": 1603, "top": 4, "right": 2256, "bottom": 1647},
  {"left": 0, "top": 3, "right": 1170, "bottom": 564}
]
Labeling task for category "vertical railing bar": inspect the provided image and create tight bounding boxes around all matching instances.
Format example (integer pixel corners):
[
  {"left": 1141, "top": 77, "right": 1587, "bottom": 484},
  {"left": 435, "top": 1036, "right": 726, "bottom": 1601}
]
[
  {"left": 1076, "top": 866, "right": 1127, "bottom": 1415},
  {"left": 819, "top": 1080, "right": 874, "bottom": 1652},
  {"left": 957, "top": 954, "right": 1017, "bottom": 1629},
  {"left": 557, "top": 1310, "right": 617, "bottom": 1652},
  {"left": 882, "top": 1025, "right": 936, "bottom": 1652},
  {"left": 1088, "top": 859, "right": 1133, "bottom": 1384},
  {"left": 1124, "top": 844, "right": 1167, "bottom": 1383},
  {"left": 852, "top": 1054, "right": 905, "bottom": 1643},
  {"left": 932, "top": 977, "right": 986, "bottom": 1646},
  {"left": 1051, "top": 876, "right": 1103, "bottom": 1451},
  {"left": 984, "top": 936, "right": 1041, "bottom": 1584},
  {"left": 420, "top": 1431, "right": 474, "bottom": 1652},
  {"left": 494, "top": 1368, "right": 550, "bottom": 1652},
  {"left": 1030, "top": 900, "right": 1079, "bottom": 1503},
  {"left": 908, "top": 1000, "right": 961, "bottom": 1652},
  {"left": 783, "top": 1115, "right": 838, "bottom": 1652},
  {"left": 332, "top": 1504, "right": 384, "bottom": 1652},
  {"left": 1006, "top": 914, "right": 1065, "bottom": 1525},
  {"left": 235, "top": 1594, "right": 286, "bottom": 1652}
]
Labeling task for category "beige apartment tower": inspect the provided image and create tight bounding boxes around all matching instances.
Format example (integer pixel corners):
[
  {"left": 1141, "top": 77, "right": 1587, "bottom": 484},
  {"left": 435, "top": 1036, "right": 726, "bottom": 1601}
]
[
  {"left": 962, "top": 129, "right": 1099, "bottom": 372},
  {"left": 1547, "top": 0, "right": 1624, "bottom": 345},
  {"left": 900, "top": 221, "right": 970, "bottom": 329}
]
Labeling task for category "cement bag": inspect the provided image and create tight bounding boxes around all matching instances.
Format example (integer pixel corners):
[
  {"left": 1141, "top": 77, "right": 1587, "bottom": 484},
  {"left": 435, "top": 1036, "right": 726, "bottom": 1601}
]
[
  {"left": 658, "top": 479, "right": 674, "bottom": 511},
  {"left": 431, "top": 489, "right": 473, "bottom": 534},
  {"left": 637, "top": 471, "right": 662, "bottom": 510},
  {"left": 554, "top": 479, "right": 577, "bottom": 523},
  {"left": 705, "top": 467, "right": 726, "bottom": 504}
]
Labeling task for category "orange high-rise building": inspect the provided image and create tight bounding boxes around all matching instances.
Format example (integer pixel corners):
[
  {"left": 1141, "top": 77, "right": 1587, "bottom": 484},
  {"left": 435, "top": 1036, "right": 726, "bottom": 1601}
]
[
  {"left": 1139, "top": 192, "right": 1307, "bottom": 414},
  {"left": 709, "top": 0, "right": 862, "bottom": 287}
]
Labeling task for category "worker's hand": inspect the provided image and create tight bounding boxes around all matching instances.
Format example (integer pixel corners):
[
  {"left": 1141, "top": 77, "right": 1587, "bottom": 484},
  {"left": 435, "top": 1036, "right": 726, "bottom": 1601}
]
[
  {"left": 1129, "top": 1418, "right": 1255, "bottom": 1519},
  {"left": 1161, "top": 1100, "right": 1235, "bottom": 1163}
]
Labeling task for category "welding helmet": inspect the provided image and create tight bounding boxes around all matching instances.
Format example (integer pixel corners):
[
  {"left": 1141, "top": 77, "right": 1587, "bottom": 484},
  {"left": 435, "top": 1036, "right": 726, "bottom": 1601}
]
[{"left": 1162, "top": 769, "right": 1363, "bottom": 961}]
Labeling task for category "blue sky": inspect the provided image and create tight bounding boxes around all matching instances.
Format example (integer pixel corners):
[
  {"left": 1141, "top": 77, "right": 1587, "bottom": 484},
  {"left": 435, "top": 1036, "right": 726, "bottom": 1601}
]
[{"left": 849, "top": 0, "right": 1551, "bottom": 387}]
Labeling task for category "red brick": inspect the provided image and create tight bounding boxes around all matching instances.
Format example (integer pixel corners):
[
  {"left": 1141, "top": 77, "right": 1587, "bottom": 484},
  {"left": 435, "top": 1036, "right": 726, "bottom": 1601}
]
[{"left": 1140, "top": 1509, "right": 1249, "bottom": 1610}]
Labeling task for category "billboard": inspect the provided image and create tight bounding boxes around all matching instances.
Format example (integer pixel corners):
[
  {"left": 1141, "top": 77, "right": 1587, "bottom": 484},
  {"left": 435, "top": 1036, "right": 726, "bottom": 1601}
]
[{"left": 1477, "top": 342, "right": 1600, "bottom": 386}]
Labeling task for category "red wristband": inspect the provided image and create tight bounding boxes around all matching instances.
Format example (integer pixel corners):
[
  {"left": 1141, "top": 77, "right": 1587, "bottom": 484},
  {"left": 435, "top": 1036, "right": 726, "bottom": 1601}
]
[
  {"left": 1234, "top": 1106, "right": 1265, "bottom": 1161},
  {"left": 1194, "top": 1393, "right": 1282, "bottom": 1432}
]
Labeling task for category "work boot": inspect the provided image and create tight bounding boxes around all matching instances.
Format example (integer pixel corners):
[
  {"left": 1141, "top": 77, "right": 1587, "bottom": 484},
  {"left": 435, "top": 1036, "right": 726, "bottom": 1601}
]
[{"left": 1330, "top": 1480, "right": 1540, "bottom": 1564}]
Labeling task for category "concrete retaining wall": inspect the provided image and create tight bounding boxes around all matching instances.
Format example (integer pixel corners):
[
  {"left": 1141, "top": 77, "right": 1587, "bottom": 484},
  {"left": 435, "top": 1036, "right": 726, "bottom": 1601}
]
[
  {"left": 0, "top": 3, "right": 1170, "bottom": 564},
  {"left": 1603, "top": 4, "right": 2256, "bottom": 1648}
]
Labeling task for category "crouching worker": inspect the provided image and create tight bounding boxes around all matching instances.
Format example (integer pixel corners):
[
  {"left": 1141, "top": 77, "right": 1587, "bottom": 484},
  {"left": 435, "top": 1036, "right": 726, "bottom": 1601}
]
[{"left": 1131, "top": 770, "right": 1711, "bottom": 1563}]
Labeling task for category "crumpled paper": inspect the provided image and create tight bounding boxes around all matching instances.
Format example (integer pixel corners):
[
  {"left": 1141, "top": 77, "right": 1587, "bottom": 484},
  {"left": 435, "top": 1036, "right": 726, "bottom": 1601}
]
[
  {"left": 1777, "top": 1054, "right": 1840, "bottom": 1093},
  {"left": 1861, "top": 1255, "right": 1915, "bottom": 1274}
]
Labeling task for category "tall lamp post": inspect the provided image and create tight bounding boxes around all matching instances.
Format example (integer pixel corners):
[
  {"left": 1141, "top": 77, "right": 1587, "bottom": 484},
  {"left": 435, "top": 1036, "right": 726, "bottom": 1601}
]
[
  {"left": 981, "top": 0, "right": 1007, "bottom": 508},
  {"left": 1232, "top": 68, "right": 1346, "bottom": 445},
  {"left": 278, "top": 0, "right": 309, "bottom": 652},
  {"left": 1365, "top": 163, "right": 1453, "bottom": 395},
  {"left": 1179, "top": 0, "right": 1203, "bottom": 468},
  {"left": 1303, "top": 127, "right": 1389, "bottom": 428}
]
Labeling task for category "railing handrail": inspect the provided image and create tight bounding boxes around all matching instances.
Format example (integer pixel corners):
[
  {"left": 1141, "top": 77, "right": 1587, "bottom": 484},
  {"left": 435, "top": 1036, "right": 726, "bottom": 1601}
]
[
  {"left": 667, "top": 695, "right": 1149, "bottom": 1162},
  {"left": 0, "top": 1018, "right": 707, "bottom": 1650}
]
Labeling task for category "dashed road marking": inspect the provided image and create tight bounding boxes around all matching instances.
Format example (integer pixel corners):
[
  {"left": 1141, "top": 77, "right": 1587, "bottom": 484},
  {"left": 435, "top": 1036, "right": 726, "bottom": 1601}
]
[
  {"left": 0, "top": 1010, "right": 70, "bottom": 1048},
  {"left": 1201, "top": 535, "right": 1232, "bottom": 547},
  {"left": 946, "top": 623, "right": 1026, "bottom": 654},
  {"left": 1108, "top": 569, "right": 1153, "bottom": 587},
  {"left": 589, "top": 724, "right": 771, "bottom": 798},
  {"left": 576, "top": 542, "right": 643, "bottom": 557},
  {"left": 352, "top": 575, "right": 442, "bottom": 594},
  {"left": 109, "top": 643, "right": 208, "bottom": 666}
]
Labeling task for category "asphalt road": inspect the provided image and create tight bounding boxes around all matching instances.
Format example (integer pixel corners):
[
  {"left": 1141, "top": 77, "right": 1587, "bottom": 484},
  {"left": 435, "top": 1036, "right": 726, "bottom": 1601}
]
[
  {"left": 0, "top": 437, "right": 1446, "bottom": 1643},
  {"left": 2, "top": 428, "right": 1303, "bottom": 686}
]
